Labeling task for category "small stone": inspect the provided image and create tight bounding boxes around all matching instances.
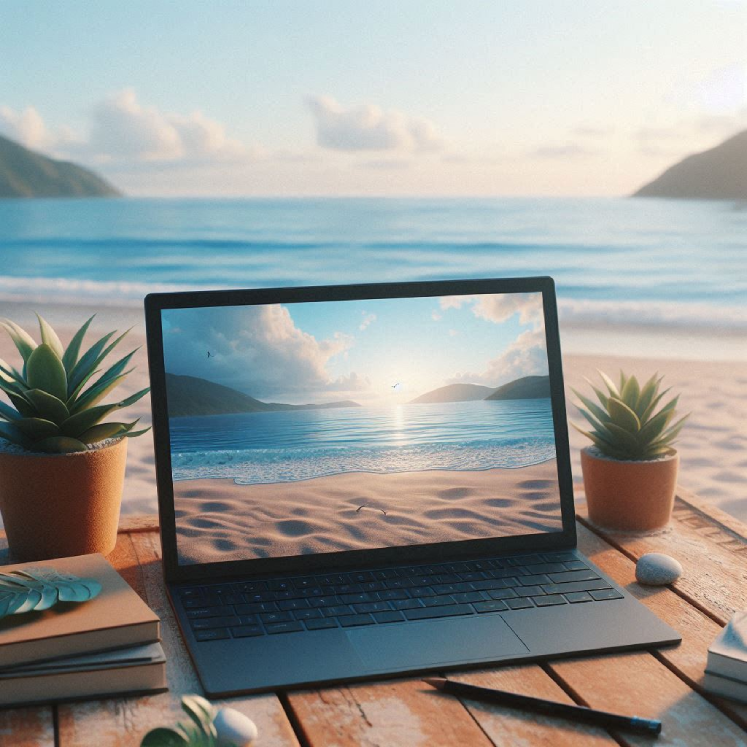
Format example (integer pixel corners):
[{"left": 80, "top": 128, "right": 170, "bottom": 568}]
[
  {"left": 214, "top": 707, "right": 258, "bottom": 747},
  {"left": 635, "top": 553, "right": 682, "bottom": 586}
]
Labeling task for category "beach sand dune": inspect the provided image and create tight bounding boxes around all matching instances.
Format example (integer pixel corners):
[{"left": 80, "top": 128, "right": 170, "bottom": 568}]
[{"left": 174, "top": 460, "right": 562, "bottom": 564}]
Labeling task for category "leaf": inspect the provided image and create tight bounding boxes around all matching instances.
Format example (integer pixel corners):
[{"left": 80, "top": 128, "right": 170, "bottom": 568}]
[
  {"left": 61, "top": 314, "right": 95, "bottom": 373},
  {"left": 583, "top": 377, "right": 609, "bottom": 408},
  {"left": 0, "top": 319, "right": 37, "bottom": 361},
  {"left": 607, "top": 397, "right": 641, "bottom": 433},
  {"left": 14, "top": 417, "right": 60, "bottom": 441},
  {"left": 572, "top": 388, "right": 610, "bottom": 426},
  {"left": 637, "top": 407, "right": 676, "bottom": 446},
  {"left": 605, "top": 422, "right": 641, "bottom": 453},
  {"left": 125, "top": 426, "right": 151, "bottom": 438},
  {"left": 0, "top": 357, "right": 26, "bottom": 385},
  {"left": 78, "top": 421, "right": 130, "bottom": 444},
  {"left": 36, "top": 314, "right": 65, "bottom": 360},
  {"left": 69, "top": 373, "right": 130, "bottom": 415},
  {"left": 25, "top": 389, "right": 69, "bottom": 424},
  {"left": 634, "top": 372, "right": 660, "bottom": 418},
  {"left": 0, "top": 568, "right": 101, "bottom": 620},
  {"left": 0, "top": 398, "right": 20, "bottom": 422},
  {"left": 657, "top": 413, "right": 690, "bottom": 445},
  {"left": 69, "top": 347, "right": 139, "bottom": 412},
  {"left": 620, "top": 374, "right": 640, "bottom": 410},
  {"left": 67, "top": 330, "right": 116, "bottom": 397},
  {"left": 61, "top": 404, "right": 118, "bottom": 437},
  {"left": 26, "top": 344, "right": 68, "bottom": 402},
  {"left": 140, "top": 728, "right": 190, "bottom": 747},
  {"left": 34, "top": 436, "right": 89, "bottom": 453},
  {"left": 181, "top": 694, "right": 216, "bottom": 737},
  {"left": 0, "top": 421, "right": 31, "bottom": 448},
  {"left": 597, "top": 369, "right": 619, "bottom": 398}
]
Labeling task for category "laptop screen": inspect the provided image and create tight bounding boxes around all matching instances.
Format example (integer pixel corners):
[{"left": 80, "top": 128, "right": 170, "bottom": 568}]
[{"left": 161, "top": 290, "right": 564, "bottom": 566}]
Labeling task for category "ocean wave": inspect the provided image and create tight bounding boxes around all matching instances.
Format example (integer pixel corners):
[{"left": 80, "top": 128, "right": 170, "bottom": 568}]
[
  {"left": 1, "top": 273, "right": 743, "bottom": 332},
  {"left": 171, "top": 439, "right": 556, "bottom": 484}
]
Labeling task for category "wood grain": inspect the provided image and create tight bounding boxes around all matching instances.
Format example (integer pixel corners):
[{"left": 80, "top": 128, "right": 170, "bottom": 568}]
[
  {"left": 448, "top": 665, "right": 616, "bottom": 746},
  {"left": 0, "top": 708, "right": 54, "bottom": 747},
  {"left": 287, "top": 677, "right": 494, "bottom": 747},
  {"left": 577, "top": 492, "right": 747, "bottom": 625},
  {"left": 57, "top": 531, "right": 299, "bottom": 747}
]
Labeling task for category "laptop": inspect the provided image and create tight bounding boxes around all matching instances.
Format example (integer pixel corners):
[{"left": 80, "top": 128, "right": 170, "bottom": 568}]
[{"left": 144, "top": 276, "right": 681, "bottom": 696}]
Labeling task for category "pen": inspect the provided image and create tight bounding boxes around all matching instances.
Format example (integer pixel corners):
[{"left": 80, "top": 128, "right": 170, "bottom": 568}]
[{"left": 422, "top": 677, "right": 662, "bottom": 737}]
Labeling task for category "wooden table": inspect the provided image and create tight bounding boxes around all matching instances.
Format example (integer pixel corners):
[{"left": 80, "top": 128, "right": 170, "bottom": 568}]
[{"left": 3, "top": 487, "right": 747, "bottom": 747}]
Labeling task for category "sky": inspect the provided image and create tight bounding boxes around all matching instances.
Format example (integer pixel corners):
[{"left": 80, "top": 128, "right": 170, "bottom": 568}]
[
  {"left": 1, "top": 1, "right": 745, "bottom": 196},
  {"left": 161, "top": 292, "right": 548, "bottom": 405}
]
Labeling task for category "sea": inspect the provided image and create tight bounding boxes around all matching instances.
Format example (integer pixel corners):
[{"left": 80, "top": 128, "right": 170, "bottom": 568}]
[
  {"left": 0, "top": 197, "right": 745, "bottom": 362},
  {"left": 169, "top": 399, "right": 556, "bottom": 485}
]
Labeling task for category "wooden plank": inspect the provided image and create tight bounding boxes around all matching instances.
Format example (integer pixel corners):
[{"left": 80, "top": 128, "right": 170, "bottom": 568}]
[
  {"left": 448, "top": 665, "right": 616, "bottom": 745},
  {"left": 288, "top": 677, "right": 494, "bottom": 747},
  {"left": 118, "top": 515, "right": 159, "bottom": 534},
  {"left": 577, "top": 494, "right": 747, "bottom": 624},
  {"left": 58, "top": 530, "right": 299, "bottom": 747},
  {"left": 576, "top": 521, "right": 747, "bottom": 728},
  {"left": 0, "top": 708, "right": 55, "bottom": 747},
  {"left": 550, "top": 649, "right": 747, "bottom": 746}
]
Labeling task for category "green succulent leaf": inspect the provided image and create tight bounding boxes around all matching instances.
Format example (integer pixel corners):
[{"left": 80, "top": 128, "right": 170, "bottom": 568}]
[
  {"left": 637, "top": 407, "right": 675, "bottom": 444},
  {"left": 15, "top": 417, "right": 60, "bottom": 441},
  {"left": 0, "top": 421, "right": 32, "bottom": 448},
  {"left": 0, "top": 357, "right": 26, "bottom": 386},
  {"left": 36, "top": 314, "right": 65, "bottom": 360},
  {"left": 67, "top": 330, "right": 117, "bottom": 397},
  {"left": 607, "top": 397, "right": 641, "bottom": 433},
  {"left": 70, "top": 372, "right": 130, "bottom": 415},
  {"left": 596, "top": 369, "right": 620, "bottom": 398},
  {"left": 34, "top": 435, "right": 88, "bottom": 453},
  {"left": 78, "top": 421, "right": 130, "bottom": 444},
  {"left": 181, "top": 695, "right": 217, "bottom": 739},
  {"left": 0, "top": 568, "right": 101, "bottom": 620},
  {"left": 572, "top": 388, "right": 610, "bottom": 426},
  {"left": 26, "top": 344, "right": 68, "bottom": 402},
  {"left": 634, "top": 372, "right": 660, "bottom": 417},
  {"left": 125, "top": 426, "right": 151, "bottom": 438},
  {"left": 25, "top": 389, "right": 70, "bottom": 425},
  {"left": 61, "top": 314, "right": 95, "bottom": 373},
  {"left": 62, "top": 388, "right": 149, "bottom": 437},
  {"left": 0, "top": 399, "right": 20, "bottom": 422},
  {"left": 620, "top": 374, "right": 640, "bottom": 410},
  {"left": 0, "top": 319, "right": 37, "bottom": 362}
]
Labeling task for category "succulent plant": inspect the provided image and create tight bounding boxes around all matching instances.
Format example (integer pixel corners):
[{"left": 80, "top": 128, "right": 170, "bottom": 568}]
[
  {"left": 572, "top": 370, "right": 689, "bottom": 461},
  {"left": 0, "top": 314, "right": 149, "bottom": 453}
]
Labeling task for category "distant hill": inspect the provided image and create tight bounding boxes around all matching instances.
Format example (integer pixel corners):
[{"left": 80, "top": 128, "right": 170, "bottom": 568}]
[
  {"left": 484, "top": 375, "right": 551, "bottom": 401},
  {"left": 409, "top": 383, "right": 495, "bottom": 404},
  {"left": 633, "top": 130, "right": 747, "bottom": 200},
  {"left": 165, "top": 373, "right": 360, "bottom": 417},
  {"left": 0, "top": 134, "right": 120, "bottom": 198}
]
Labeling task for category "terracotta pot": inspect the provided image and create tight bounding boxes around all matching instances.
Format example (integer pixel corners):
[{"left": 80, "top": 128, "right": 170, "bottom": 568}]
[
  {"left": 0, "top": 438, "right": 127, "bottom": 561},
  {"left": 581, "top": 446, "right": 679, "bottom": 532}
]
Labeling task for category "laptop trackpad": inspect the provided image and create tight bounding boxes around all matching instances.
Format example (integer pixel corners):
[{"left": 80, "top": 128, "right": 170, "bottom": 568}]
[{"left": 346, "top": 615, "right": 528, "bottom": 673}]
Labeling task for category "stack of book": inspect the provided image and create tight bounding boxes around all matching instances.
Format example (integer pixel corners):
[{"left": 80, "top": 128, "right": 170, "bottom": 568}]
[
  {"left": 704, "top": 611, "right": 747, "bottom": 704},
  {"left": 0, "top": 553, "right": 166, "bottom": 707}
]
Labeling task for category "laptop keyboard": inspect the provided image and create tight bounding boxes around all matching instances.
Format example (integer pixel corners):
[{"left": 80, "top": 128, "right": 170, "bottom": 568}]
[{"left": 176, "top": 551, "right": 624, "bottom": 642}]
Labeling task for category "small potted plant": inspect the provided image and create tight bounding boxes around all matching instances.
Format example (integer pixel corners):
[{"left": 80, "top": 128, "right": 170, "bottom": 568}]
[
  {"left": 0, "top": 315, "right": 149, "bottom": 561},
  {"left": 572, "top": 370, "right": 688, "bottom": 533}
]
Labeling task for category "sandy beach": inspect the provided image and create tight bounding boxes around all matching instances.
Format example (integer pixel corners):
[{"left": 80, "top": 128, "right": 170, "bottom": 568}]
[
  {"left": 173, "top": 460, "right": 562, "bottom": 564},
  {"left": 0, "top": 305, "right": 745, "bottom": 529}
]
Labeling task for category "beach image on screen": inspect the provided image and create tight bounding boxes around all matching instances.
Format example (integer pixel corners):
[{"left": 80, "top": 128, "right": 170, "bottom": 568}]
[{"left": 163, "top": 292, "right": 563, "bottom": 565}]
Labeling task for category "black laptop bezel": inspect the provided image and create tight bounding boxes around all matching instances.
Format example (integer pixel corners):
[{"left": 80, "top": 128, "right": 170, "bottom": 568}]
[{"left": 145, "top": 276, "right": 577, "bottom": 584}]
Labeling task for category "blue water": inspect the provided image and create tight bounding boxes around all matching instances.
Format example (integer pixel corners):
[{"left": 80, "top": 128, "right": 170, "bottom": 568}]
[
  {"left": 169, "top": 399, "right": 556, "bottom": 484},
  {"left": 0, "top": 197, "right": 745, "bottom": 328}
]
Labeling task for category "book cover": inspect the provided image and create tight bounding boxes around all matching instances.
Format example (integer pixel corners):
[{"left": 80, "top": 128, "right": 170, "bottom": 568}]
[
  {"left": 0, "top": 642, "right": 167, "bottom": 707},
  {"left": 707, "top": 611, "right": 747, "bottom": 683},
  {"left": 0, "top": 553, "right": 160, "bottom": 668}
]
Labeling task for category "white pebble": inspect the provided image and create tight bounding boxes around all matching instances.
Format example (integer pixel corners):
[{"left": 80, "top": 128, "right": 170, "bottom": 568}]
[
  {"left": 635, "top": 553, "right": 682, "bottom": 586},
  {"left": 214, "top": 707, "right": 258, "bottom": 747}
]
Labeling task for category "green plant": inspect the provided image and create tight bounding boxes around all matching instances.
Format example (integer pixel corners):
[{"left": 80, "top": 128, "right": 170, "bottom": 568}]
[
  {"left": 141, "top": 696, "right": 239, "bottom": 747},
  {"left": 0, "top": 567, "right": 102, "bottom": 619},
  {"left": 0, "top": 314, "right": 149, "bottom": 453},
  {"left": 572, "top": 370, "right": 689, "bottom": 461}
]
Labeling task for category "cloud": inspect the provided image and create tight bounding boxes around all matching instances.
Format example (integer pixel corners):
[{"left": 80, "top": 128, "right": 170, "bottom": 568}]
[
  {"left": 359, "top": 312, "right": 376, "bottom": 331},
  {"left": 529, "top": 143, "right": 597, "bottom": 159},
  {"left": 439, "top": 293, "right": 543, "bottom": 326},
  {"left": 306, "top": 95, "right": 444, "bottom": 153},
  {"left": 89, "top": 88, "right": 247, "bottom": 162},
  {"left": 0, "top": 105, "right": 54, "bottom": 149},
  {"left": 447, "top": 327, "right": 548, "bottom": 388},
  {"left": 162, "top": 304, "right": 369, "bottom": 402}
]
